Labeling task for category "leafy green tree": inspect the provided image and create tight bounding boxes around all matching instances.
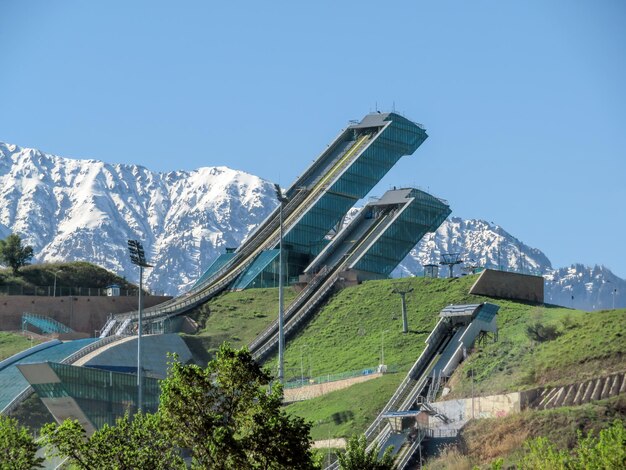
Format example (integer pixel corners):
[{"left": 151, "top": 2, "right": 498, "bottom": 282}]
[
  {"left": 574, "top": 419, "right": 625, "bottom": 469},
  {"left": 0, "top": 234, "right": 34, "bottom": 275},
  {"left": 41, "top": 412, "right": 184, "bottom": 470},
  {"left": 519, "top": 436, "right": 569, "bottom": 469},
  {"left": 518, "top": 420, "right": 626, "bottom": 469},
  {"left": 0, "top": 415, "right": 43, "bottom": 470},
  {"left": 337, "top": 434, "right": 396, "bottom": 470},
  {"left": 159, "top": 344, "right": 317, "bottom": 469}
]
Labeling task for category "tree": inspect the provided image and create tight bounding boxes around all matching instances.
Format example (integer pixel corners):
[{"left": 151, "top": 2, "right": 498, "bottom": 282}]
[
  {"left": 519, "top": 420, "right": 626, "bottom": 469},
  {"left": 0, "top": 415, "right": 43, "bottom": 470},
  {"left": 159, "top": 344, "right": 318, "bottom": 469},
  {"left": 573, "top": 419, "right": 625, "bottom": 469},
  {"left": 337, "top": 434, "right": 396, "bottom": 470},
  {"left": 0, "top": 234, "right": 34, "bottom": 275},
  {"left": 41, "top": 412, "right": 184, "bottom": 470}
]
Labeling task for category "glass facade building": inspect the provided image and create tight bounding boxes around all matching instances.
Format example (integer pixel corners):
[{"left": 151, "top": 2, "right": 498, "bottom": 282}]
[
  {"left": 241, "top": 113, "right": 430, "bottom": 288},
  {"left": 18, "top": 362, "right": 160, "bottom": 432}
]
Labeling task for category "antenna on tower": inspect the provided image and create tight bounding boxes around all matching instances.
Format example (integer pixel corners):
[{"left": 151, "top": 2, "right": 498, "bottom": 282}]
[{"left": 439, "top": 253, "right": 463, "bottom": 278}]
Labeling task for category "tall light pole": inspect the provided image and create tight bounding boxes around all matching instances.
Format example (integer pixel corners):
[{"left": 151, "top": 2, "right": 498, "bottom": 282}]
[
  {"left": 127, "top": 239, "right": 153, "bottom": 412},
  {"left": 380, "top": 330, "right": 389, "bottom": 367},
  {"left": 274, "top": 184, "right": 289, "bottom": 384},
  {"left": 53, "top": 269, "right": 63, "bottom": 297}
]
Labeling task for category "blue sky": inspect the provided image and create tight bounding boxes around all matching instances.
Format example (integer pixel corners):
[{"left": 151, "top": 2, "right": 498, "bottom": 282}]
[{"left": 1, "top": 1, "right": 625, "bottom": 277}]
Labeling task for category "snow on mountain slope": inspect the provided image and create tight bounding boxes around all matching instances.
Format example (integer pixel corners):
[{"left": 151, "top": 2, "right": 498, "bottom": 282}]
[
  {"left": 0, "top": 142, "right": 277, "bottom": 294},
  {"left": 393, "top": 217, "right": 624, "bottom": 310},
  {"left": 395, "top": 217, "right": 551, "bottom": 277},
  {"left": 543, "top": 264, "right": 625, "bottom": 311},
  {"left": 0, "top": 142, "right": 623, "bottom": 310}
]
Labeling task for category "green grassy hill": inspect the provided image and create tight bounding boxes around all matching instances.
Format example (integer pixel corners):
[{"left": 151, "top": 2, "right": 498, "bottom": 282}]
[
  {"left": 184, "top": 287, "right": 298, "bottom": 364},
  {"left": 0, "top": 332, "right": 43, "bottom": 361},
  {"left": 184, "top": 273, "right": 626, "bottom": 465},
  {"left": 0, "top": 261, "right": 138, "bottom": 295}
]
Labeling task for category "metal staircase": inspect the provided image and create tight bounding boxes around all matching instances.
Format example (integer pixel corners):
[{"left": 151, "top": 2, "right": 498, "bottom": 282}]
[{"left": 21, "top": 313, "right": 73, "bottom": 335}]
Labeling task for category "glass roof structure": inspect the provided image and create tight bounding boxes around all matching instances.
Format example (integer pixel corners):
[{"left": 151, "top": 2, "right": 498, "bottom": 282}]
[
  {"left": 0, "top": 339, "right": 97, "bottom": 413},
  {"left": 17, "top": 362, "right": 160, "bottom": 433}
]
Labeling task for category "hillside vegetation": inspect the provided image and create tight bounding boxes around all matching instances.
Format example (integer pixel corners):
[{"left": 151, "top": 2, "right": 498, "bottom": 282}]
[
  {"left": 427, "top": 395, "right": 626, "bottom": 468},
  {"left": 0, "top": 261, "right": 138, "bottom": 295},
  {"left": 0, "top": 332, "right": 43, "bottom": 361},
  {"left": 183, "top": 274, "right": 626, "bottom": 450},
  {"left": 184, "top": 287, "right": 298, "bottom": 364}
]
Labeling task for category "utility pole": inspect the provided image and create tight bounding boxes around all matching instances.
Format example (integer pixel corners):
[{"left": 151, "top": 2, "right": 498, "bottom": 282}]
[
  {"left": 274, "top": 184, "right": 289, "bottom": 384},
  {"left": 127, "top": 239, "right": 153, "bottom": 413},
  {"left": 392, "top": 284, "right": 413, "bottom": 333}
]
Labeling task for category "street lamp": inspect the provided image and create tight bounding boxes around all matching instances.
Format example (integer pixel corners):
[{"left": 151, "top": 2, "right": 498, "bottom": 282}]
[
  {"left": 380, "top": 330, "right": 389, "bottom": 370},
  {"left": 127, "top": 239, "right": 153, "bottom": 412},
  {"left": 274, "top": 183, "right": 289, "bottom": 384}
]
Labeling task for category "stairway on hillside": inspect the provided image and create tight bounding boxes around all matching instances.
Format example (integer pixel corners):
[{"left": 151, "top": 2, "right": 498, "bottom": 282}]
[{"left": 532, "top": 372, "right": 625, "bottom": 410}]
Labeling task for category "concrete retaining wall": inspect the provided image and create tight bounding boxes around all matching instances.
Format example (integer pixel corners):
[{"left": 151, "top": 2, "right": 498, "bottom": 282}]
[
  {"left": 0, "top": 295, "right": 171, "bottom": 335},
  {"left": 284, "top": 372, "right": 382, "bottom": 402},
  {"left": 469, "top": 269, "right": 544, "bottom": 303}
]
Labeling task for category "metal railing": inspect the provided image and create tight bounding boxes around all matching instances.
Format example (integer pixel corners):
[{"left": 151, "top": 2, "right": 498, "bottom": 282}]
[
  {"left": 60, "top": 335, "right": 125, "bottom": 365},
  {"left": 251, "top": 271, "right": 339, "bottom": 361},
  {"left": 0, "top": 285, "right": 143, "bottom": 297},
  {"left": 282, "top": 365, "right": 395, "bottom": 390}
]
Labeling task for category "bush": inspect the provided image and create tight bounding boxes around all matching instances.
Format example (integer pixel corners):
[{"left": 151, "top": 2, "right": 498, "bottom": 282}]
[{"left": 526, "top": 322, "right": 561, "bottom": 343}]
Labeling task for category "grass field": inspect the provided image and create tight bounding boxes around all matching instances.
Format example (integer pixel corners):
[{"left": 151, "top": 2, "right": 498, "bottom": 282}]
[
  {"left": 182, "top": 274, "right": 626, "bottom": 447},
  {"left": 285, "top": 372, "right": 404, "bottom": 441},
  {"left": 184, "top": 286, "right": 298, "bottom": 363},
  {"left": 447, "top": 305, "right": 626, "bottom": 398},
  {"left": 0, "top": 332, "right": 40, "bottom": 361}
]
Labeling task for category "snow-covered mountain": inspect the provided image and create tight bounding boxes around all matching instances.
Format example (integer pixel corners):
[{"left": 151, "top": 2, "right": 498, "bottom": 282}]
[
  {"left": 394, "top": 217, "right": 625, "bottom": 311},
  {"left": 1, "top": 142, "right": 623, "bottom": 310},
  {"left": 0, "top": 142, "right": 277, "bottom": 294}
]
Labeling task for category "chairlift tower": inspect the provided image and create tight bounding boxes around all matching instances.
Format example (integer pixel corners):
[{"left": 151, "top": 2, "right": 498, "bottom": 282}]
[
  {"left": 440, "top": 253, "right": 463, "bottom": 278},
  {"left": 392, "top": 284, "right": 414, "bottom": 333}
]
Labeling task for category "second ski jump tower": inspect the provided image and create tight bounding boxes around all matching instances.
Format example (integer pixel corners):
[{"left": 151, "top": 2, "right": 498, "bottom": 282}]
[{"left": 108, "top": 112, "right": 451, "bottom": 331}]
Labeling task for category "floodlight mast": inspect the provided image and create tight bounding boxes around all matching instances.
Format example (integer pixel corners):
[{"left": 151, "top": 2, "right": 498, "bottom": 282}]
[
  {"left": 274, "top": 184, "right": 289, "bottom": 384},
  {"left": 127, "top": 239, "right": 153, "bottom": 413}
]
